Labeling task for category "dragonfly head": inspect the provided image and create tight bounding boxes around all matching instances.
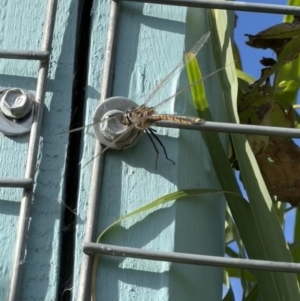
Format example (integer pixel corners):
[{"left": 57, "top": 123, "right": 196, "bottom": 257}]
[{"left": 123, "top": 106, "right": 157, "bottom": 131}]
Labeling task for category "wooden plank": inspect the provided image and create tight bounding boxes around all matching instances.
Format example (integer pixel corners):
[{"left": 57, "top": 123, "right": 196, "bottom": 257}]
[
  {"left": 0, "top": 0, "right": 78, "bottom": 299},
  {"left": 74, "top": 1, "right": 228, "bottom": 300}
]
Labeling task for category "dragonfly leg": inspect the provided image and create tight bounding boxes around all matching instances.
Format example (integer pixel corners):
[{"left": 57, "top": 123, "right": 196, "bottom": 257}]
[
  {"left": 148, "top": 128, "right": 175, "bottom": 166},
  {"left": 145, "top": 129, "right": 159, "bottom": 170}
]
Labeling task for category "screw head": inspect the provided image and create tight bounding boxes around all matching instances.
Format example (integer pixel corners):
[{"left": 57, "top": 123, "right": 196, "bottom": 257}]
[
  {"left": 99, "top": 109, "right": 129, "bottom": 141},
  {"left": 0, "top": 88, "right": 33, "bottom": 119},
  {"left": 93, "top": 97, "right": 144, "bottom": 150}
]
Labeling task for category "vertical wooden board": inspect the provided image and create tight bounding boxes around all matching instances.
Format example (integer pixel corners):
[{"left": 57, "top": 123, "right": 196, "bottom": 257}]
[
  {"left": 72, "top": 0, "right": 111, "bottom": 298},
  {"left": 168, "top": 8, "right": 228, "bottom": 300},
  {"left": 74, "top": 2, "right": 226, "bottom": 301},
  {"left": 0, "top": 0, "right": 79, "bottom": 299}
]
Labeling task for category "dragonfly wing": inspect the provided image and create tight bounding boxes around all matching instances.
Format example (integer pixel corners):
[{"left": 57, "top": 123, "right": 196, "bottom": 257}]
[
  {"left": 59, "top": 33, "right": 211, "bottom": 137},
  {"left": 56, "top": 111, "right": 126, "bottom": 136},
  {"left": 143, "top": 31, "right": 211, "bottom": 106},
  {"left": 190, "top": 31, "right": 211, "bottom": 56},
  {"left": 153, "top": 64, "right": 231, "bottom": 111}
]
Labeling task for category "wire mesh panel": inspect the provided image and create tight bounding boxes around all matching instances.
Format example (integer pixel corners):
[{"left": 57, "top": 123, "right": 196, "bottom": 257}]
[
  {"left": 75, "top": 0, "right": 300, "bottom": 300},
  {"left": 4, "top": 1, "right": 58, "bottom": 300},
  {"left": 0, "top": 0, "right": 81, "bottom": 300},
  {"left": 77, "top": 1, "right": 227, "bottom": 300}
]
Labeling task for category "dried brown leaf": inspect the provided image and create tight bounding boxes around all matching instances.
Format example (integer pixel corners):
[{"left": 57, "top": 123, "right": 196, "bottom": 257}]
[{"left": 256, "top": 137, "right": 300, "bottom": 206}]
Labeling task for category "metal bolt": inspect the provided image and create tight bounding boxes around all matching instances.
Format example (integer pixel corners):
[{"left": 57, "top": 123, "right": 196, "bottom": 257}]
[
  {"left": 0, "top": 88, "right": 33, "bottom": 119},
  {"left": 93, "top": 97, "right": 144, "bottom": 150},
  {"left": 99, "top": 109, "right": 129, "bottom": 141}
]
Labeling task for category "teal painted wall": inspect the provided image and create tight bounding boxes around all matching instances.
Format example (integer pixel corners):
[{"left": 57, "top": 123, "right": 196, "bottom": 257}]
[
  {"left": 73, "top": 1, "right": 227, "bottom": 301},
  {"left": 0, "top": 0, "right": 228, "bottom": 300},
  {"left": 0, "top": 0, "right": 78, "bottom": 299}
]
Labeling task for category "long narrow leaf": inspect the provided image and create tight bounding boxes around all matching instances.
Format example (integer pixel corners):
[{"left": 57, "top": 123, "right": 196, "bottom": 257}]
[
  {"left": 207, "top": 8, "right": 300, "bottom": 300},
  {"left": 91, "top": 189, "right": 244, "bottom": 301},
  {"left": 292, "top": 209, "right": 300, "bottom": 284},
  {"left": 185, "top": 9, "right": 300, "bottom": 300}
]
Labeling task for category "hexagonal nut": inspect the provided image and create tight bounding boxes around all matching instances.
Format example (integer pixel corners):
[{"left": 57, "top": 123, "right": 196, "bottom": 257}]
[{"left": 0, "top": 88, "right": 34, "bottom": 119}]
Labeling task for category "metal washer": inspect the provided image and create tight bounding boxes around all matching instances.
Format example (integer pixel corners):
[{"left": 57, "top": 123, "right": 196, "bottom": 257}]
[{"left": 93, "top": 96, "right": 144, "bottom": 150}]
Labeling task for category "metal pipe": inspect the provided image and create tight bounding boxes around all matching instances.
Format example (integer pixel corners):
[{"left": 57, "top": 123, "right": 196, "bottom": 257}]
[
  {"left": 77, "top": 1, "right": 120, "bottom": 300},
  {"left": 155, "top": 119, "right": 300, "bottom": 138},
  {"left": 8, "top": 0, "right": 58, "bottom": 300},
  {"left": 0, "top": 178, "right": 33, "bottom": 188},
  {"left": 126, "top": 0, "right": 300, "bottom": 15},
  {"left": 84, "top": 243, "right": 300, "bottom": 274},
  {"left": 0, "top": 50, "right": 49, "bottom": 61}
]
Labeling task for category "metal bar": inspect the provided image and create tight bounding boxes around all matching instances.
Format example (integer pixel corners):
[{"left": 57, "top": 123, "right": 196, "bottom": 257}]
[
  {"left": 0, "top": 178, "right": 33, "bottom": 189},
  {"left": 126, "top": 0, "right": 300, "bottom": 15},
  {"left": 77, "top": 1, "right": 120, "bottom": 300},
  {"left": 84, "top": 243, "right": 300, "bottom": 274},
  {"left": 8, "top": 0, "right": 58, "bottom": 300},
  {"left": 81, "top": 0, "right": 300, "bottom": 298},
  {"left": 155, "top": 119, "right": 300, "bottom": 138},
  {"left": 0, "top": 50, "right": 49, "bottom": 61}
]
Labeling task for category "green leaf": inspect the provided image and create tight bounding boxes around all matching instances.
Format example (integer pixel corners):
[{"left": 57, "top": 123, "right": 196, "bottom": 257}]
[
  {"left": 248, "top": 36, "right": 300, "bottom": 89},
  {"left": 91, "top": 189, "right": 243, "bottom": 301},
  {"left": 226, "top": 267, "right": 256, "bottom": 283},
  {"left": 97, "top": 189, "right": 242, "bottom": 242},
  {"left": 244, "top": 284, "right": 259, "bottom": 301},
  {"left": 211, "top": 10, "right": 300, "bottom": 301},
  {"left": 233, "top": 40, "right": 243, "bottom": 71},
  {"left": 275, "top": 2, "right": 300, "bottom": 107},
  {"left": 275, "top": 79, "right": 300, "bottom": 107},
  {"left": 283, "top": 0, "right": 300, "bottom": 23},
  {"left": 292, "top": 208, "right": 300, "bottom": 284},
  {"left": 236, "top": 69, "right": 255, "bottom": 84},
  {"left": 185, "top": 9, "right": 300, "bottom": 300},
  {"left": 223, "top": 278, "right": 235, "bottom": 301}
]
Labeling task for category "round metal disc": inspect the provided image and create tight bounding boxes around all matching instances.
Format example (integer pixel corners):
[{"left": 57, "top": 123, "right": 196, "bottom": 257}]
[{"left": 93, "top": 96, "right": 144, "bottom": 150}]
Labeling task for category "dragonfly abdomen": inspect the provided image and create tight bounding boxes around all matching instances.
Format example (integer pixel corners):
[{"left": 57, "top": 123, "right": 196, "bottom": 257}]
[
  {"left": 150, "top": 114, "right": 204, "bottom": 125},
  {"left": 123, "top": 105, "right": 204, "bottom": 131}
]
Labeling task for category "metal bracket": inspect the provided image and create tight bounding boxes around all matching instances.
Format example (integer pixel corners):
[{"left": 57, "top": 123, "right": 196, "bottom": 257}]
[
  {"left": 0, "top": 88, "right": 35, "bottom": 137},
  {"left": 93, "top": 96, "right": 144, "bottom": 150}
]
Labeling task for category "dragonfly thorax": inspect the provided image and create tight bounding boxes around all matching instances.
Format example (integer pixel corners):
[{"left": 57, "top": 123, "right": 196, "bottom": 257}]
[{"left": 122, "top": 105, "right": 157, "bottom": 131}]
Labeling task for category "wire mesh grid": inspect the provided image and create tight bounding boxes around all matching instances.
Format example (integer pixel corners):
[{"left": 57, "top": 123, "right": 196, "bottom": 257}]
[
  {"left": 0, "top": 1, "right": 59, "bottom": 300},
  {"left": 78, "top": 0, "right": 300, "bottom": 300}
]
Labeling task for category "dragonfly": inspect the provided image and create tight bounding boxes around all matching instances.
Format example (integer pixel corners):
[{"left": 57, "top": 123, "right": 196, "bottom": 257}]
[
  {"left": 65, "top": 31, "right": 226, "bottom": 168},
  {"left": 119, "top": 104, "right": 205, "bottom": 168}
]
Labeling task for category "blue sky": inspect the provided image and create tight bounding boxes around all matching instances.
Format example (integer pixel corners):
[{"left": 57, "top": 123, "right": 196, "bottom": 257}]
[
  {"left": 235, "top": 0, "right": 286, "bottom": 78},
  {"left": 232, "top": 1, "right": 297, "bottom": 299}
]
